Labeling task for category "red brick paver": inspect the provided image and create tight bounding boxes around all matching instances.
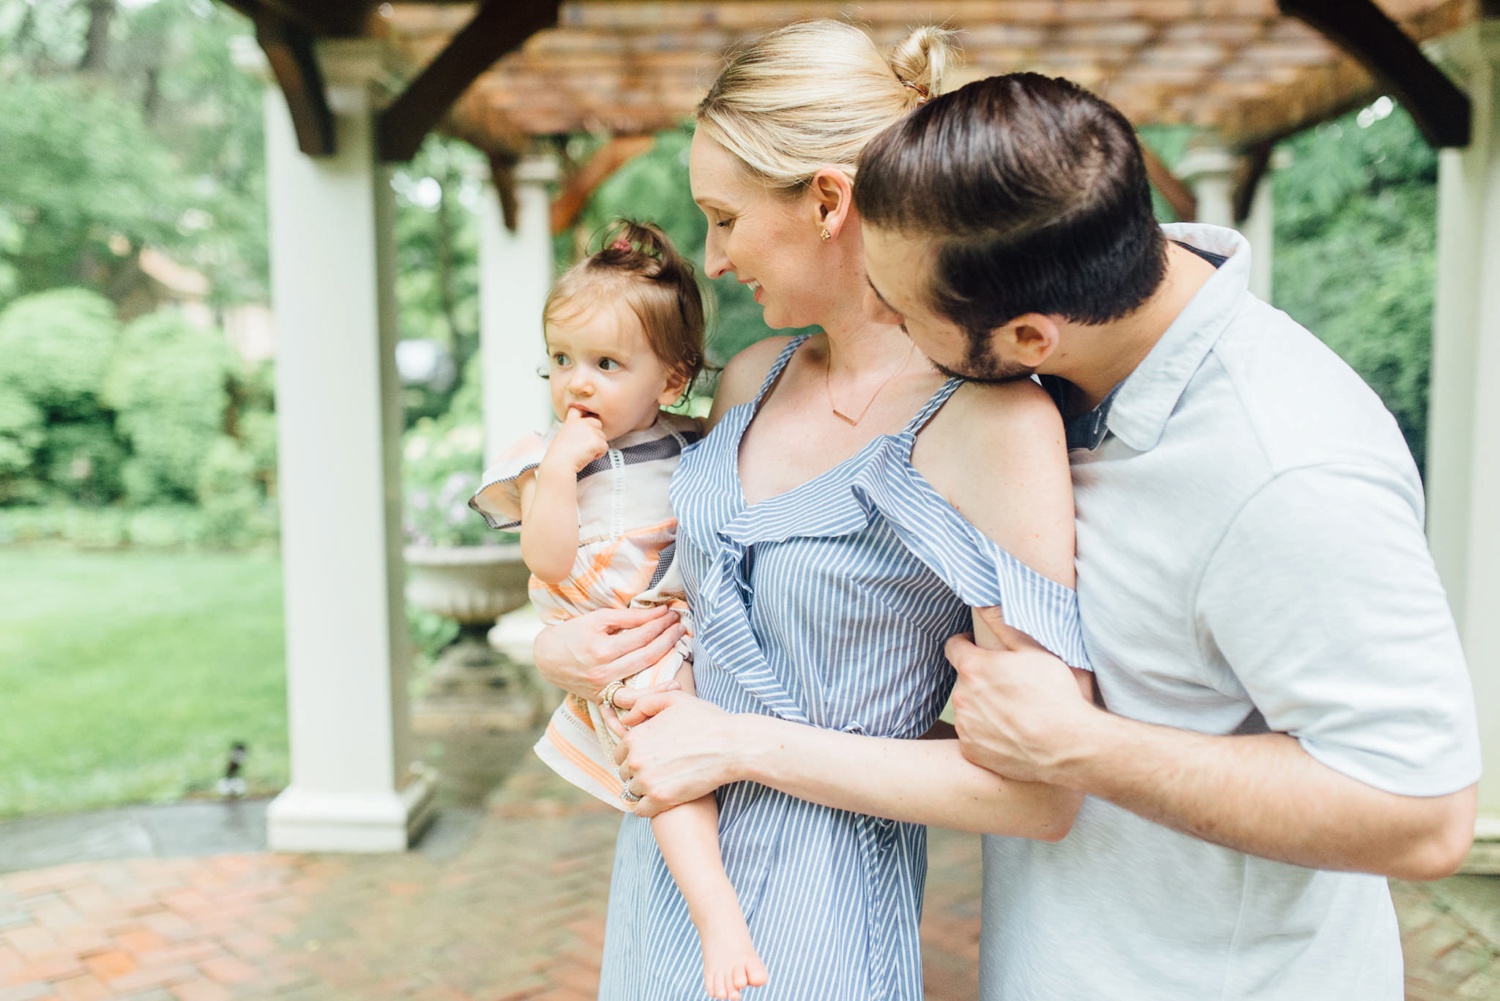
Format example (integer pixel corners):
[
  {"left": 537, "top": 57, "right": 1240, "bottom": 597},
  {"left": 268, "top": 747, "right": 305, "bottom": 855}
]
[{"left": 0, "top": 762, "right": 1494, "bottom": 1000}]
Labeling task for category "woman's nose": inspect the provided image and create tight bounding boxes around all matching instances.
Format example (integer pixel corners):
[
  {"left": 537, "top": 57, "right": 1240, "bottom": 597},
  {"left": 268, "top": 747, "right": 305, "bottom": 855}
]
[{"left": 703, "top": 232, "right": 731, "bottom": 279}]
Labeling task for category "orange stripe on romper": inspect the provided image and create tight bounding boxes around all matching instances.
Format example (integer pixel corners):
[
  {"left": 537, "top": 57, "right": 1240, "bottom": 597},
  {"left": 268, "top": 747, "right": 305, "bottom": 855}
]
[{"left": 545, "top": 720, "right": 620, "bottom": 790}]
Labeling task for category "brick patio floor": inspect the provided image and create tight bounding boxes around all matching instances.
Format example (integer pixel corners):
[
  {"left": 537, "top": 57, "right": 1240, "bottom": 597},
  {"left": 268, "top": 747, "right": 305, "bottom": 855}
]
[{"left": 1, "top": 755, "right": 1496, "bottom": 1000}]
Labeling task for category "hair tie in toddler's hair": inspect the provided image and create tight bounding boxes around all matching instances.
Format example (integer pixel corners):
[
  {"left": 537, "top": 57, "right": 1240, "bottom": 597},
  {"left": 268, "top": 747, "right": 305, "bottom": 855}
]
[{"left": 611, "top": 237, "right": 633, "bottom": 252}]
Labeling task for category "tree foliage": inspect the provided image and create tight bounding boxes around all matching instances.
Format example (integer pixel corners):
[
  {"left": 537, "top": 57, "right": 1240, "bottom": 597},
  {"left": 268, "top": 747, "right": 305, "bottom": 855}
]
[
  {"left": 0, "top": 0, "right": 266, "bottom": 310},
  {"left": 103, "top": 308, "right": 234, "bottom": 504},
  {"left": 1272, "top": 102, "right": 1436, "bottom": 472}
]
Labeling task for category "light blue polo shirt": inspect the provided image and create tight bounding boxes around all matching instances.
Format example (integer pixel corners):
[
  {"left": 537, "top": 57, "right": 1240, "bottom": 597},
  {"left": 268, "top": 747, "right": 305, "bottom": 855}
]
[{"left": 980, "top": 224, "right": 1480, "bottom": 1000}]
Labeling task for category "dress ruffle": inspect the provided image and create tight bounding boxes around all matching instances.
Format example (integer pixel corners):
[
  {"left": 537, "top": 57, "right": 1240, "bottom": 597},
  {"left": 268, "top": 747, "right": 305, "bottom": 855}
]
[{"left": 849, "top": 439, "right": 1092, "bottom": 672}]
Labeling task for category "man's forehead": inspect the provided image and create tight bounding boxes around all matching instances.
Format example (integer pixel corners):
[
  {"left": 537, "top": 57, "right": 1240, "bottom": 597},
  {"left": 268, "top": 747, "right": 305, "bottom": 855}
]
[{"left": 864, "top": 229, "right": 936, "bottom": 308}]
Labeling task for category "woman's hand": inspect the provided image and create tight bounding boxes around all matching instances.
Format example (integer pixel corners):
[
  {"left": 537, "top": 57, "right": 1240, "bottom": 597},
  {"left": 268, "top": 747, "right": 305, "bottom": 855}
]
[
  {"left": 532, "top": 606, "right": 686, "bottom": 699},
  {"left": 613, "top": 688, "right": 744, "bottom": 817}
]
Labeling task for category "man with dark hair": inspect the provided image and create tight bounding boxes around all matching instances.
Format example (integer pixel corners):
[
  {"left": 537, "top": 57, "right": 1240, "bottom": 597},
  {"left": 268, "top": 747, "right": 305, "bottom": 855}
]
[{"left": 856, "top": 72, "right": 1480, "bottom": 999}]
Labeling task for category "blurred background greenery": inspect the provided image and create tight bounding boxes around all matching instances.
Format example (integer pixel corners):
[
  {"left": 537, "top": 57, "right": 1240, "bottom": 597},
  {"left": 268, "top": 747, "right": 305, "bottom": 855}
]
[{"left": 0, "top": 0, "right": 1443, "bottom": 817}]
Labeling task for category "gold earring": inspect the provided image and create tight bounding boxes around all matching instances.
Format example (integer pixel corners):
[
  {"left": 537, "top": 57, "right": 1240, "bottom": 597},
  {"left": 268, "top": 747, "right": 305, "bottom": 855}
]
[{"left": 820, "top": 228, "right": 832, "bottom": 242}]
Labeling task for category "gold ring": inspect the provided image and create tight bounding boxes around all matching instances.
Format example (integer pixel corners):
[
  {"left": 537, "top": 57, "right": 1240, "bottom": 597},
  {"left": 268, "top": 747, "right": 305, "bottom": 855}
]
[{"left": 600, "top": 680, "right": 625, "bottom": 713}]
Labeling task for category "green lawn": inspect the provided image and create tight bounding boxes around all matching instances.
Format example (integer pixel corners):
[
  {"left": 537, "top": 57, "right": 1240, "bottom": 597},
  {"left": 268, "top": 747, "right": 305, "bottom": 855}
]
[{"left": 0, "top": 546, "right": 288, "bottom": 818}]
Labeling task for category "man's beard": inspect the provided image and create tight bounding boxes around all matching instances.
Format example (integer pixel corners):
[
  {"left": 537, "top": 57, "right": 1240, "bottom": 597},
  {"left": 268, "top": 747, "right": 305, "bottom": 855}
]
[{"left": 931, "top": 336, "right": 1036, "bottom": 384}]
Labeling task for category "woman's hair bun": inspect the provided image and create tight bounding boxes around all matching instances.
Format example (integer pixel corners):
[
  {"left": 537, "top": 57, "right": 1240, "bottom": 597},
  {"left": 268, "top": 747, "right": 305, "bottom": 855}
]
[{"left": 888, "top": 25, "right": 959, "bottom": 106}]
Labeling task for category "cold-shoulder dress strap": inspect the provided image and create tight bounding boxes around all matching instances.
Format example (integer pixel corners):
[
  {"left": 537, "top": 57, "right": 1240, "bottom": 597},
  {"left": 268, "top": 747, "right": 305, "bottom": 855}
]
[
  {"left": 752, "top": 335, "right": 811, "bottom": 408},
  {"left": 902, "top": 377, "right": 964, "bottom": 436}
]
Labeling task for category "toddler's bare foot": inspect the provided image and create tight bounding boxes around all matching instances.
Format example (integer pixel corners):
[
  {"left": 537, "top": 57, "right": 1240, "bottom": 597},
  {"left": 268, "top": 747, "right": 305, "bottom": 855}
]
[{"left": 697, "top": 911, "right": 768, "bottom": 1000}]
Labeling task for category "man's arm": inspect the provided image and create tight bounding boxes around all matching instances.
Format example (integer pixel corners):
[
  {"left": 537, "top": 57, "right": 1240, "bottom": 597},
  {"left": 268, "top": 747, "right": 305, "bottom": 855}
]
[
  {"left": 948, "top": 461, "right": 1482, "bottom": 881},
  {"left": 946, "top": 626, "right": 1475, "bottom": 880}
]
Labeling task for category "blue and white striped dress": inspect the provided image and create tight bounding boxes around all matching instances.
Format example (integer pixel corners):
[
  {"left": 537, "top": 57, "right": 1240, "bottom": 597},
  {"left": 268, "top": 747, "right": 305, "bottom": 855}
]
[{"left": 600, "top": 337, "right": 1089, "bottom": 1000}]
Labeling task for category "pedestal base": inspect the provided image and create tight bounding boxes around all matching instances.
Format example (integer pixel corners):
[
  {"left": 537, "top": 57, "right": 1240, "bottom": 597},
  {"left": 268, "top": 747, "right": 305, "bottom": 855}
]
[{"left": 266, "top": 766, "right": 439, "bottom": 853}]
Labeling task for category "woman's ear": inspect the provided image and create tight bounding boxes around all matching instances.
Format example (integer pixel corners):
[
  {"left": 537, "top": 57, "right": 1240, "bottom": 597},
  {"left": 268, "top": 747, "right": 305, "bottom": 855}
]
[{"left": 807, "top": 167, "right": 855, "bottom": 239}]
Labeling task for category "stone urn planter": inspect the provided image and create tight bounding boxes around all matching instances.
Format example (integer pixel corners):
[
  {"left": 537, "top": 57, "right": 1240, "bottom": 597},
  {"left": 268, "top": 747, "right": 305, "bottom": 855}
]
[{"left": 403, "top": 543, "right": 542, "bottom": 729}]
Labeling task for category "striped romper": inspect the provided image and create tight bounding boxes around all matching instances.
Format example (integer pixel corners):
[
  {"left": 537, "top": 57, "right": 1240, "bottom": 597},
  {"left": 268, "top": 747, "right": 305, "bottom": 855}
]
[
  {"left": 600, "top": 337, "right": 1090, "bottom": 1000},
  {"left": 469, "top": 411, "right": 700, "bottom": 807}
]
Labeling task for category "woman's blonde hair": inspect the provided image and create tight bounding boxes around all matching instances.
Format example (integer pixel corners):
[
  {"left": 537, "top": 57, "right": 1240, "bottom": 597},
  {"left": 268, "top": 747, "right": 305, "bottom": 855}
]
[{"left": 695, "top": 20, "right": 958, "bottom": 192}]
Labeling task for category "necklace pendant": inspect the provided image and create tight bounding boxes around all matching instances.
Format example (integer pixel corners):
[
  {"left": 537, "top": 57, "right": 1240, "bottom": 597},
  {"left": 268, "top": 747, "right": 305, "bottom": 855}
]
[{"left": 832, "top": 409, "right": 860, "bottom": 426}]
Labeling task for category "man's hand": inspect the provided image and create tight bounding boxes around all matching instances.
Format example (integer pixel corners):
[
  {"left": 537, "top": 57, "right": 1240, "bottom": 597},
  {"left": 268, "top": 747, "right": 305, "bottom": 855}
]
[
  {"left": 544, "top": 409, "right": 609, "bottom": 473},
  {"left": 612, "top": 688, "right": 739, "bottom": 816},
  {"left": 948, "top": 606, "right": 1101, "bottom": 785}
]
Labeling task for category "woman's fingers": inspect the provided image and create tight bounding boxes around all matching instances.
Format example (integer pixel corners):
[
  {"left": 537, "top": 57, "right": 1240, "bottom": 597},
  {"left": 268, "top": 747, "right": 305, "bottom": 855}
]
[
  {"left": 608, "top": 680, "right": 681, "bottom": 714},
  {"left": 605, "top": 619, "right": 686, "bottom": 679},
  {"left": 616, "top": 690, "right": 684, "bottom": 730}
]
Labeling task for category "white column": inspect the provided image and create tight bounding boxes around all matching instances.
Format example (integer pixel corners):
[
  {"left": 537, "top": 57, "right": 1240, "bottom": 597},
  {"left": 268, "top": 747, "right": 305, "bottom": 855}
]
[
  {"left": 479, "top": 156, "right": 559, "bottom": 463},
  {"left": 247, "top": 39, "right": 437, "bottom": 852},
  {"left": 1428, "top": 20, "right": 1500, "bottom": 854},
  {"left": 1241, "top": 169, "right": 1275, "bottom": 303},
  {"left": 1176, "top": 143, "right": 1237, "bottom": 229}
]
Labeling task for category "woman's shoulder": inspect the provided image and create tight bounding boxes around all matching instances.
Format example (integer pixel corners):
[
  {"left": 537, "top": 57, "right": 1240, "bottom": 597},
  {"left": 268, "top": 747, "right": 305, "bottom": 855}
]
[
  {"left": 940, "top": 378, "right": 1064, "bottom": 445},
  {"left": 707, "top": 335, "right": 801, "bottom": 425},
  {"left": 915, "top": 377, "right": 1074, "bottom": 586}
]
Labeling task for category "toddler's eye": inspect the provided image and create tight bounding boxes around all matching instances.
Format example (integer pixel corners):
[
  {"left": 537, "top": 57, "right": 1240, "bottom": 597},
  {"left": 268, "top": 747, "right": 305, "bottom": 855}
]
[
  {"left": 551, "top": 352, "right": 571, "bottom": 366},
  {"left": 599, "top": 358, "right": 621, "bottom": 372}
]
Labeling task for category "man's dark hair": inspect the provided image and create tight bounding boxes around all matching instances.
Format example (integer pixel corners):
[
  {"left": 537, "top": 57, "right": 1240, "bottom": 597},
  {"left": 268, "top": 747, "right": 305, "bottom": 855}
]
[{"left": 855, "top": 73, "right": 1167, "bottom": 343}]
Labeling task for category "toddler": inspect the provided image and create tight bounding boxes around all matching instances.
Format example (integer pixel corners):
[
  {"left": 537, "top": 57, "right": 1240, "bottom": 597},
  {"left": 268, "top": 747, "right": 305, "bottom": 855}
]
[{"left": 470, "top": 221, "right": 767, "bottom": 1000}]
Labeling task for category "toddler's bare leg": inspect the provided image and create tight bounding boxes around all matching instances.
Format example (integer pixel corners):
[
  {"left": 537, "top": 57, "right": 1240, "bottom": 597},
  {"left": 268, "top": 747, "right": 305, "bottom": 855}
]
[{"left": 652, "top": 797, "right": 767, "bottom": 1001}]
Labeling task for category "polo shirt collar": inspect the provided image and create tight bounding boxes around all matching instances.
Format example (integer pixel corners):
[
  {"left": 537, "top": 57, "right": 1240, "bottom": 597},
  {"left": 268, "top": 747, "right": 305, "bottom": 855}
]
[{"left": 1104, "top": 223, "right": 1252, "bottom": 453}]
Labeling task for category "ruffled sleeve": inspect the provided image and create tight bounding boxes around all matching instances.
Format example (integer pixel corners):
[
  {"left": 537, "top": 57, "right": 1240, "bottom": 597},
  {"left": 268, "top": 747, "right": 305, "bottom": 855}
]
[
  {"left": 468, "top": 428, "right": 554, "bottom": 531},
  {"left": 850, "top": 444, "right": 1093, "bottom": 671}
]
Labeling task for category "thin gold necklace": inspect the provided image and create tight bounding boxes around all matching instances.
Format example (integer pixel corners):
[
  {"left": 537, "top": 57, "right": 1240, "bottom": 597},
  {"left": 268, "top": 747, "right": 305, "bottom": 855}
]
[{"left": 826, "top": 341, "right": 917, "bottom": 426}]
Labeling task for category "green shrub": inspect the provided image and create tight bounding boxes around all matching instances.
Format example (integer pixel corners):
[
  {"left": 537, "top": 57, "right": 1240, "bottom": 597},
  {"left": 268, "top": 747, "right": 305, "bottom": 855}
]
[
  {"left": 103, "top": 309, "right": 232, "bottom": 503},
  {"left": 0, "top": 385, "right": 45, "bottom": 502},
  {"left": 41, "top": 420, "right": 127, "bottom": 505},
  {"left": 197, "top": 436, "right": 276, "bottom": 548},
  {"left": 0, "top": 288, "right": 119, "bottom": 420}
]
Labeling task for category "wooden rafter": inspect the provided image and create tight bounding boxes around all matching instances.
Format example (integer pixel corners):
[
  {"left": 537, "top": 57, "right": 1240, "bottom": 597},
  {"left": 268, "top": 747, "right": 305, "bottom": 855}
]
[
  {"left": 551, "top": 135, "right": 655, "bottom": 235},
  {"left": 219, "top": 0, "right": 372, "bottom": 37},
  {"left": 1141, "top": 144, "right": 1198, "bottom": 223},
  {"left": 255, "top": 17, "right": 336, "bottom": 157},
  {"left": 377, "top": 0, "right": 561, "bottom": 162},
  {"left": 1278, "top": 0, "right": 1471, "bottom": 147},
  {"left": 1232, "top": 142, "right": 1275, "bottom": 224}
]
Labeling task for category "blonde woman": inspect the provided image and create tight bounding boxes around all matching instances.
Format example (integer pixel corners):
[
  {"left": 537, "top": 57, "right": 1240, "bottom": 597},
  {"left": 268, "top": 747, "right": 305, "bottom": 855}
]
[{"left": 535, "top": 22, "right": 1094, "bottom": 1000}]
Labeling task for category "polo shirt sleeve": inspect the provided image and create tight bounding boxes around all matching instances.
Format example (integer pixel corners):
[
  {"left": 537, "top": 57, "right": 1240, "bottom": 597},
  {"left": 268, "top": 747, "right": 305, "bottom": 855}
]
[{"left": 1194, "top": 463, "right": 1480, "bottom": 797}]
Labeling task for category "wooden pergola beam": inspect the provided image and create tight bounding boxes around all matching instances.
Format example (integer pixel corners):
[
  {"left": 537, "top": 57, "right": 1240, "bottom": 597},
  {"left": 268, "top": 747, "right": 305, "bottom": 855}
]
[
  {"left": 1278, "top": 0, "right": 1471, "bottom": 148},
  {"left": 551, "top": 134, "right": 655, "bottom": 235},
  {"left": 377, "top": 0, "right": 560, "bottom": 162},
  {"left": 255, "top": 17, "right": 336, "bottom": 157},
  {"left": 1232, "top": 142, "right": 1274, "bottom": 226},
  {"left": 1141, "top": 144, "right": 1197, "bottom": 223},
  {"left": 220, "top": 0, "right": 371, "bottom": 37}
]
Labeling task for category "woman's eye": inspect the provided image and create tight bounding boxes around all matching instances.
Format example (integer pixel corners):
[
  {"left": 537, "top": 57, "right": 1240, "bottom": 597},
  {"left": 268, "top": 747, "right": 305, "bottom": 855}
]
[
  {"left": 715, "top": 218, "right": 734, "bottom": 229},
  {"left": 598, "top": 358, "right": 621, "bottom": 372}
]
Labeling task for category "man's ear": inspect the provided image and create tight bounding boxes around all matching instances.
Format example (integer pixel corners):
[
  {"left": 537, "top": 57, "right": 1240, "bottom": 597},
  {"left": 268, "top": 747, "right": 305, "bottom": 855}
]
[
  {"left": 807, "top": 167, "right": 854, "bottom": 238},
  {"left": 994, "top": 313, "right": 1062, "bottom": 368}
]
